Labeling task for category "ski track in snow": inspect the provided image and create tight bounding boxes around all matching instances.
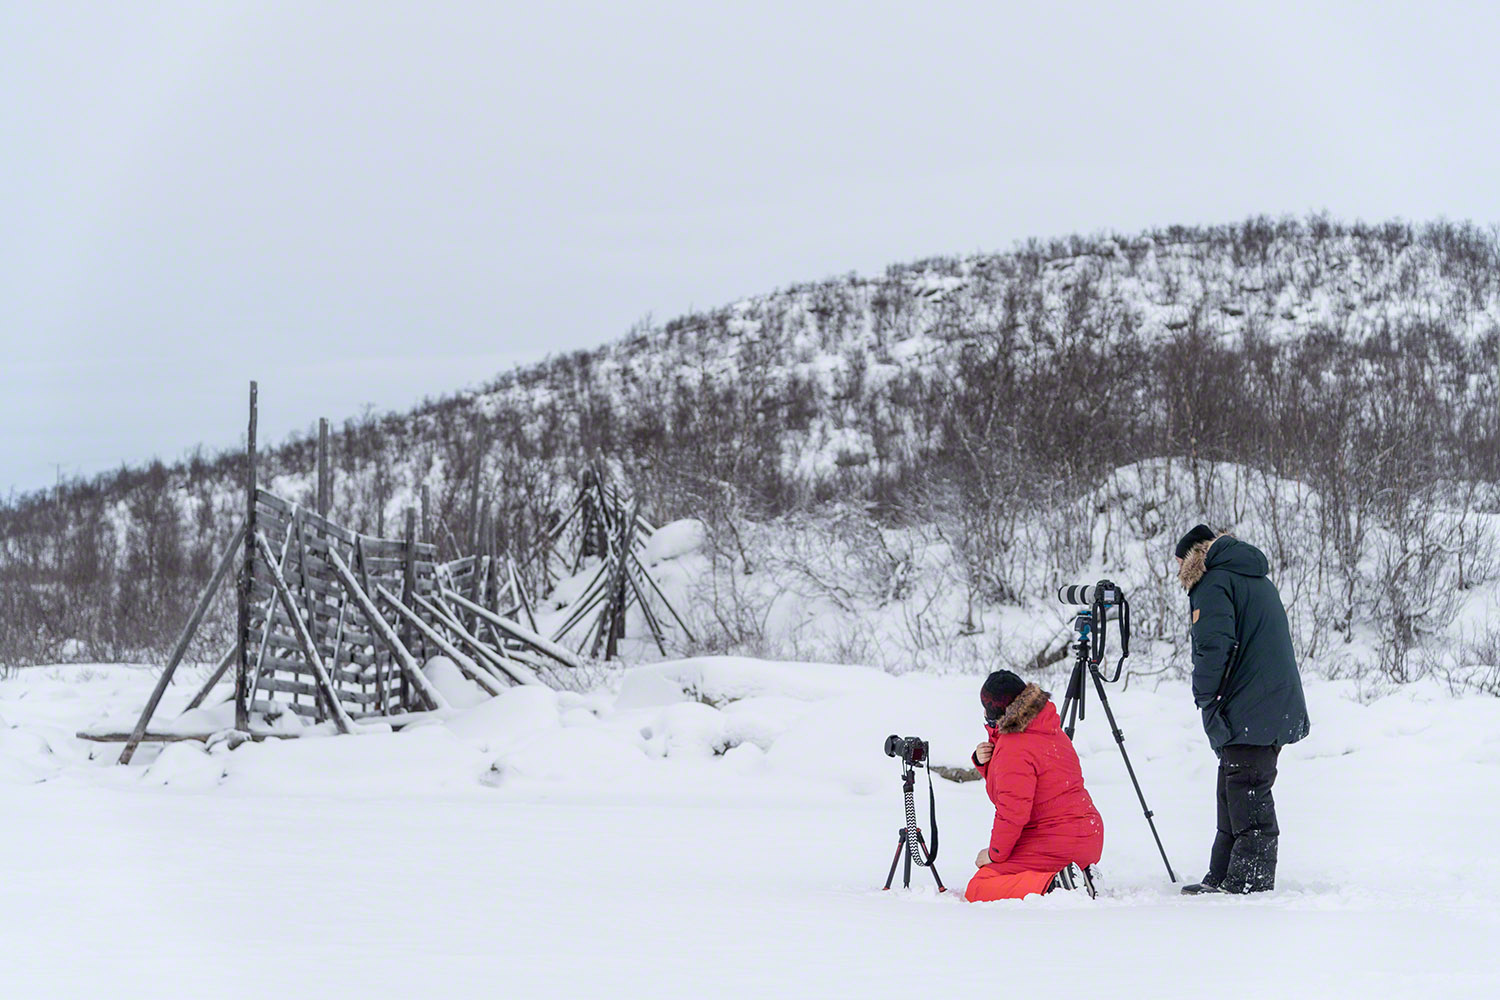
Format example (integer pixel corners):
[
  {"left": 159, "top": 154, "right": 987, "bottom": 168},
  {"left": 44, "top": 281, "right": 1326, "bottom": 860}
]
[{"left": 2, "top": 660, "right": 1498, "bottom": 999}]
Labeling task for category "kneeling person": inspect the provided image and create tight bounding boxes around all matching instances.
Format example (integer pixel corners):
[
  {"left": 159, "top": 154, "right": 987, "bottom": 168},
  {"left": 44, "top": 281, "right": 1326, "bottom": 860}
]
[{"left": 965, "top": 671, "right": 1105, "bottom": 902}]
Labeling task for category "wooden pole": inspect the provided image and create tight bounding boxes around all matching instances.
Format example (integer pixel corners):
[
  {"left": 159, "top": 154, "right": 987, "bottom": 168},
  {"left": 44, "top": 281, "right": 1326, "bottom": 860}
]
[
  {"left": 236, "top": 381, "right": 257, "bottom": 732},
  {"left": 254, "top": 530, "right": 354, "bottom": 734},
  {"left": 442, "top": 588, "right": 587, "bottom": 670},
  {"left": 400, "top": 506, "right": 417, "bottom": 709},
  {"left": 317, "top": 417, "right": 330, "bottom": 518},
  {"left": 118, "top": 524, "right": 246, "bottom": 764},
  {"left": 326, "top": 545, "right": 448, "bottom": 711},
  {"left": 467, "top": 444, "right": 484, "bottom": 553},
  {"left": 420, "top": 484, "right": 430, "bottom": 545}
]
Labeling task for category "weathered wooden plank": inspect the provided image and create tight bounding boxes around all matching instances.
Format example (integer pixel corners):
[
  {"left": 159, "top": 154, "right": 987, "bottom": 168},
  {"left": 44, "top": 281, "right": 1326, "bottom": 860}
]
[
  {"left": 356, "top": 537, "right": 406, "bottom": 558},
  {"left": 119, "top": 524, "right": 246, "bottom": 765},
  {"left": 252, "top": 698, "right": 323, "bottom": 719},
  {"left": 256, "top": 490, "right": 356, "bottom": 545},
  {"left": 247, "top": 622, "right": 377, "bottom": 661},
  {"left": 259, "top": 675, "right": 380, "bottom": 705},
  {"left": 256, "top": 651, "right": 375, "bottom": 684},
  {"left": 254, "top": 530, "right": 354, "bottom": 734},
  {"left": 80, "top": 729, "right": 302, "bottom": 744}
]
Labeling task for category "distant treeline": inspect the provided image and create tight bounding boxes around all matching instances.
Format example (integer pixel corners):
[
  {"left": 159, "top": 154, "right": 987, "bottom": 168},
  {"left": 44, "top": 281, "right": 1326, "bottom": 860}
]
[{"left": 4, "top": 215, "right": 1498, "bottom": 669}]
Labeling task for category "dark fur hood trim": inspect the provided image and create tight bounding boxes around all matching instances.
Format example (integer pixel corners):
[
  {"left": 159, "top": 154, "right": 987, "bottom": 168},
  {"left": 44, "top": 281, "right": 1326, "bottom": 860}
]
[
  {"left": 995, "top": 683, "right": 1049, "bottom": 733},
  {"left": 1178, "top": 533, "right": 1230, "bottom": 592}
]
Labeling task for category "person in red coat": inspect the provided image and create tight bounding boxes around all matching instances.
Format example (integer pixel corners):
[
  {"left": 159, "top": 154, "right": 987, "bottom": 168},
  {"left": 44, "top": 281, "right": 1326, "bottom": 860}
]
[{"left": 965, "top": 670, "right": 1105, "bottom": 901}]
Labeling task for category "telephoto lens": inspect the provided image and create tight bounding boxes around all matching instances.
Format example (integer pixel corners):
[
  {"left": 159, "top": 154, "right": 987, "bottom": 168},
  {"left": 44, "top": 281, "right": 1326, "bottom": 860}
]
[
  {"left": 1058, "top": 584, "right": 1096, "bottom": 605},
  {"left": 1057, "top": 581, "right": 1122, "bottom": 605}
]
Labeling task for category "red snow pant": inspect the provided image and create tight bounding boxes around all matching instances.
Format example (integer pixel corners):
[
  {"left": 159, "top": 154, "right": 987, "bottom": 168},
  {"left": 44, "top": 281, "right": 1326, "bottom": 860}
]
[
  {"left": 964, "top": 863, "right": 1057, "bottom": 901},
  {"left": 964, "top": 822, "right": 1103, "bottom": 901}
]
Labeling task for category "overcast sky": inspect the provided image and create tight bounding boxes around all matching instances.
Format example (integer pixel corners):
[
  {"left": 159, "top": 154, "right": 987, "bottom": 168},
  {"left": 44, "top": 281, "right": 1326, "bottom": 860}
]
[{"left": 3, "top": 1, "right": 1497, "bottom": 495}]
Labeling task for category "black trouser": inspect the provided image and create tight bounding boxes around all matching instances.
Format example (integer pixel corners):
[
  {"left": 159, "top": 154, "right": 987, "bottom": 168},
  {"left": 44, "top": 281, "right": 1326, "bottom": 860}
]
[{"left": 1208, "top": 744, "right": 1280, "bottom": 892}]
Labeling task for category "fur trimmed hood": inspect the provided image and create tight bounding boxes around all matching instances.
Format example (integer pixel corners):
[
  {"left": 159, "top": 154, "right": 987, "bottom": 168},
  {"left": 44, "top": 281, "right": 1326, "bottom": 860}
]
[
  {"left": 1178, "top": 533, "right": 1230, "bottom": 592},
  {"left": 993, "top": 683, "right": 1050, "bottom": 733},
  {"left": 1179, "top": 533, "right": 1272, "bottom": 592}
]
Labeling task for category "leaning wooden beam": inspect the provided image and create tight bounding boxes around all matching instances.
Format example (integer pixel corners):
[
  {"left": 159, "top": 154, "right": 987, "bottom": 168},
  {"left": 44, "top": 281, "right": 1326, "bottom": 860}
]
[
  {"left": 628, "top": 550, "right": 697, "bottom": 643},
  {"left": 621, "top": 562, "right": 668, "bottom": 656},
  {"left": 376, "top": 586, "right": 505, "bottom": 697},
  {"left": 181, "top": 644, "right": 237, "bottom": 713},
  {"left": 442, "top": 588, "right": 587, "bottom": 671},
  {"left": 550, "top": 568, "right": 609, "bottom": 644},
  {"left": 411, "top": 591, "right": 538, "bottom": 687},
  {"left": 254, "top": 530, "right": 354, "bottom": 734},
  {"left": 508, "top": 560, "right": 539, "bottom": 633},
  {"left": 325, "top": 546, "right": 448, "bottom": 712},
  {"left": 416, "top": 591, "right": 510, "bottom": 682},
  {"left": 247, "top": 530, "right": 293, "bottom": 713},
  {"left": 118, "top": 524, "right": 246, "bottom": 765}
]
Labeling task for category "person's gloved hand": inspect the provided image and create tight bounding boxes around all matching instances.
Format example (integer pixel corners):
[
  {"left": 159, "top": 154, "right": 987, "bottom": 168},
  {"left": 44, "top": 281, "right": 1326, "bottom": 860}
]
[
  {"left": 973, "top": 741, "right": 993, "bottom": 765},
  {"left": 975, "top": 848, "right": 991, "bottom": 867}
]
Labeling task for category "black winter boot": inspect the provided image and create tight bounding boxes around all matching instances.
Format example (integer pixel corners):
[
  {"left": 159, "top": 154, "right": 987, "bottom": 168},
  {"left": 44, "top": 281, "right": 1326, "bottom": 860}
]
[
  {"left": 1220, "top": 832, "right": 1278, "bottom": 893},
  {"left": 1180, "top": 877, "right": 1223, "bottom": 895}
]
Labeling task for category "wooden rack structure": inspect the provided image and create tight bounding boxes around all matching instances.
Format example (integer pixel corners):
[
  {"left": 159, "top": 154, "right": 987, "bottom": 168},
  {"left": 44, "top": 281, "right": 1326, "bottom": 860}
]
[
  {"left": 90, "top": 383, "right": 585, "bottom": 763},
  {"left": 528, "top": 463, "right": 695, "bottom": 661}
]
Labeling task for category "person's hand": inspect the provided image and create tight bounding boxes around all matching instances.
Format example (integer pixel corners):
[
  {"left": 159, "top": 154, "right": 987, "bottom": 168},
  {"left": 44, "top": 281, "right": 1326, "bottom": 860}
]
[
  {"left": 975, "top": 848, "right": 991, "bottom": 867},
  {"left": 974, "top": 741, "right": 993, "bottom": 765}
]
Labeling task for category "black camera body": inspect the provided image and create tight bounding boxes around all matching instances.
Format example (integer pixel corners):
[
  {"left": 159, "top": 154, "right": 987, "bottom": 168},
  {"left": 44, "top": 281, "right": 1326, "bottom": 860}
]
[{"left": 884, "top": 734, "right": 928, "bottom": 766}]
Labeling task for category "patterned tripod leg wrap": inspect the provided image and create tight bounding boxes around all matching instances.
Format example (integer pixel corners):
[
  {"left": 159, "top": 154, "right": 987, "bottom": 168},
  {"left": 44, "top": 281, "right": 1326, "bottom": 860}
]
[{"left": 904, "top": 784, "right": 929, "bottom": 867}]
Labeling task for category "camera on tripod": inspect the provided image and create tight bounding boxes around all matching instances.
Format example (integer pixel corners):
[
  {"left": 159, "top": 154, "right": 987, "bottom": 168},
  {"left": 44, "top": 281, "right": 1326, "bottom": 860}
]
[
  {"left": 1052, "top": 576, "right": 1178, "bottom": 881},
  {"left": 883, "top": 734, "right": 928, "bottom": 767},
  {"left": 1056, "top": 578, "right": 1130, "bottom": 682},
  {"left": 879, "top": 733, "right": 943, "bottom": 891}
]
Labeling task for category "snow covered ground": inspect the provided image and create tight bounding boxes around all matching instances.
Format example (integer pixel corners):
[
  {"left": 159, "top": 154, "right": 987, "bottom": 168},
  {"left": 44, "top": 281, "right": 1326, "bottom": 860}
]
[{"left": 4, "top": 659, "right": 1499, "bottom": 998}]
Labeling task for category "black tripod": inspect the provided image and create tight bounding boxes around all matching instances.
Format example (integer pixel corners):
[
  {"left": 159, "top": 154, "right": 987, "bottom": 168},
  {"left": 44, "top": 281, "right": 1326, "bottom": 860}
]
[
  {"left": 1059, "top": 608, "right": 1177, "bottom": 882},
  {"left": 881, "top": 761, "right": 946, "bottom": 892}
]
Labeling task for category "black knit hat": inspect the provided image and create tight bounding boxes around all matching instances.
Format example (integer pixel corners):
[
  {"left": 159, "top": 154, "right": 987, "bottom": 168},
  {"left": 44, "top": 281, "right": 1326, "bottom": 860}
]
[
  {"left": 981, "top": 670, "right": 1027, "bottom": 721},
  {"left": 1175, "top": 524, "right": 1216, "bottom": 560}
]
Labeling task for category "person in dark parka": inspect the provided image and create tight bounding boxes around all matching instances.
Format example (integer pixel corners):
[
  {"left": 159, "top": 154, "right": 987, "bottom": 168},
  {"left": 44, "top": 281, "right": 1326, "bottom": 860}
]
[{"left": 1175, "top": 525, "right": 1310, "bottom": 895}]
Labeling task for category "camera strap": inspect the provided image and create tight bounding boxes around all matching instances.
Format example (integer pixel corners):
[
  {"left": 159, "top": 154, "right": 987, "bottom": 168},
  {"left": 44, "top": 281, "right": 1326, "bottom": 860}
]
[{"left": 924, "top": 763, "right": 939, "bottom": 862}]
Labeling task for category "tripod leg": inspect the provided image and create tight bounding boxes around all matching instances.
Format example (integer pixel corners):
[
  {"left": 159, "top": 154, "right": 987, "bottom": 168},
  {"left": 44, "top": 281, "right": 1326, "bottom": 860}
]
[
  {"left": 915, "top": 830, "right": 946, "bottom": 892},
  {"left": 1060, "top": 656, "right": 1086, "bottom": 738},
  {"left": 883, "top": 830, "right": 907, "bottom": 890},
  {"left": 1087, "top": 666, "right": 1178, "bottom": 882},
  {"left": 903, "top": 826, "right": 913, "bottom": 888}
]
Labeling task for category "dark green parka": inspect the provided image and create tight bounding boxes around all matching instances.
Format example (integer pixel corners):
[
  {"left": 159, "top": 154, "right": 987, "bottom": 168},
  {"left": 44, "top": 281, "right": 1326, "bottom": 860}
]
[{"left": 1185, "top": 535, "right": 1310, "bottom": 751}]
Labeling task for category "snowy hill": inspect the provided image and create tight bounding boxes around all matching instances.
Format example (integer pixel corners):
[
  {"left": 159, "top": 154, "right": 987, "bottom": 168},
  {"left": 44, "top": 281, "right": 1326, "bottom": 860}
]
[{"left": 3, "top": 215, "right": 1499, "bottom": 680}]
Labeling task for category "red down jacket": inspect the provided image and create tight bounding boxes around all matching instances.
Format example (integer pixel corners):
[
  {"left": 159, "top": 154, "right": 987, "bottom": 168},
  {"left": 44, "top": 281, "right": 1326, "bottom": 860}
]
[{"left": 975, "top": 684, "right": 1104, "bottom": 873}]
